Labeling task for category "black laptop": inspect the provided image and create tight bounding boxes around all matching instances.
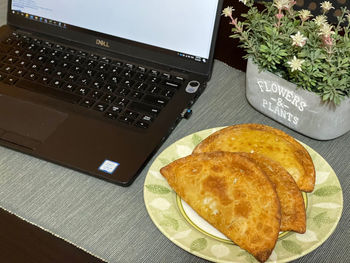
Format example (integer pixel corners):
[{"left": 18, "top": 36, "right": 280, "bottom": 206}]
[{"left": 0, "top": 0, "right": 223, "bottom": 186}]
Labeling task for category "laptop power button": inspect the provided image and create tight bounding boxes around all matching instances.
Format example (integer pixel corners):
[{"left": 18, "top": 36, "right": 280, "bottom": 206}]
[{"left": 185, "top": 80, "right": 200, "bottom": 93}]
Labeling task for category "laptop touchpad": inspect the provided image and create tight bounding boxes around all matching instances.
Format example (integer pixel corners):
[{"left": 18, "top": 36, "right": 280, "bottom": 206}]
[{"left": 0, "top": 95, "right": 68, "bottom": 149}]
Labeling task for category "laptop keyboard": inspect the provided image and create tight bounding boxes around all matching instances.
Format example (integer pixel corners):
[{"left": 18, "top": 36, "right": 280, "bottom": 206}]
[{"left": 0, "top": 32, "right": 186, "bottom": 129}]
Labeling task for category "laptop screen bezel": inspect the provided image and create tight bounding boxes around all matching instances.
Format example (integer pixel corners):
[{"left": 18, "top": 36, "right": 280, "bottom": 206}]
[{"left": 7, "top": 0, "right": 223, "bottom": 79}]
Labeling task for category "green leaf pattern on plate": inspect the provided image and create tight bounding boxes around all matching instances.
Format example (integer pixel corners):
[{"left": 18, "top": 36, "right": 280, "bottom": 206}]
[
  {"left": 281, "top": 240, "right": 303, "bottom": 254},
  {"left": 190, "top": 238, "right": 207, "bottom": 252},
  {"left": 159, "top": 158, "right": 171, "bottom": 166},
  {"left": 313, "top": 212, "right": 336, "bottom": 228},
  {"left": 160, "top": 214, "right": 179, "bottom": 231},
  {"left": 313, "top": 186, "right": 342, "bottom": 197},
  {"left": 192, "top": 134, "right": 203, "bottom": 147},
  {"left": 144, "top": 128, "right": 343, "bottom": 263},
  {"left": 145, "top": 184, "right": 171, "bottom": 194}
]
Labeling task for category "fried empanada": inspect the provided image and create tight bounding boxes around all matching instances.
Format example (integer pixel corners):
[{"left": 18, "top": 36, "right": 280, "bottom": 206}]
[
  {"left": 193, "top": 124, "right": 315, "bottom": 192},
  {"left": 160, "top": 151, "right": 281, "bottom": 263},
  {"left": 239, "top": 152, "right": 306, "bottom": 233}
]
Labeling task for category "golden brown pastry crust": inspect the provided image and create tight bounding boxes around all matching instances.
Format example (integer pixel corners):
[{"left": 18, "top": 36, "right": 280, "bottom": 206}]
[
  {"left": 160, "top": 151, "right": 281, "bottom": 263},
  {"left": 239, "top": 152, "right": 306, "bottom": 233},
  {"left": 193, "top": 124, "right": 315, "bottom": 192}
]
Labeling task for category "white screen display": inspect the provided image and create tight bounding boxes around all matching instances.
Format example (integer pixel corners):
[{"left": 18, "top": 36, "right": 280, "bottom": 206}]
[{"left": 12, "top": 0, "right": 219, "bottom": 59}]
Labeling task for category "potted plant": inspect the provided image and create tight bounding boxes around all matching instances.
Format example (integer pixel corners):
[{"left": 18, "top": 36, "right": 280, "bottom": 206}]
[{"left": 222, "top": 0, "right": 350, "bottom": 140}]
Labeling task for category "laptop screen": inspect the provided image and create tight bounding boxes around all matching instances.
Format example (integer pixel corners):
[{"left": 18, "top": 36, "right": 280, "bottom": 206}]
[{"left": 10, "top": 0, "right": 219, "bottom": 63}]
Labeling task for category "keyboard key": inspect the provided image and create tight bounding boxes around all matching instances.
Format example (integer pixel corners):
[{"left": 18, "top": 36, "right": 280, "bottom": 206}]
[
  {"left": 162, "top": 80, "right": 181, "bottom": 88},
  {"left": 109, "top": 105, "right": 122, "bottom": 113},
  {"left": 134, "top": 82, "right": 148, "bottom": 91},
  {"left": 38, "top": 75, "right": 51, "bottom": 84},
  {"left": 5, "top": 56, "right": 17, "bottom": 64},
  {"left": 3, "top": 76, "right": 18, "bottom": 85},
  {"left": 36, "top": 55, "right": 47, "bottom": 64},
  {"left": 103, "top": 84, "right": 117, "bottom": 93},
  {"left": 29, "top": 63, "right": 41, "bottom": 71},
  {"left": 73, "top": 57, "right": 86, "bottom": 64},
  {"left": 13, "top": 68, "right": 27, "bottom": 77},
  {"left": 59, "top": 62, "right": 72, "bottom": 69},
  {"left": 135, "top": 72, "right": 147, "bottom": 81},
  {"left": 47, "top": 58, "right": 58, "bottom": 66},
  {"left": 141, "top": 114, "right": 153, "bottom": 123},
  {"left": 137, "top": 66, "right": 146, "bottom": 73},
  {"left": 65, "top": 73, "right": 78, "bottom": 82},
  {"left": 50, "top": 79, "right": 63, "bottom": 88},
  {"left": 102, "top": 94, "right": 116, "bottom": 103},
  {"left": 97, "top": 63, "right": 109, "bottom": 71},
  {"left": 96, "top": 72, "right": 108, "bottom": 81},
  {"left": 129, "top": 101, "right": 161, "bottom": 115},
  {"left": 76, "top": 87, "right": 91, "bottom": 96},
  {"left": 62, "top": 53, "right": 73, "bottom": 61},
  {"left": 54, "top": 70, "right": 65, "bottom": 78},
  {"left": 148, "top": 76, "right": 161, "bottom": 83},
  {"left": 109, "top": 75, "right": 120, "bottom": 84},
  {"left": 72, "top": 66, "right": 83, "bottom": 73},
  {"left": 1, "top": 65, "right": 15, "bottom": 73},
  {"left": 105, "top": 111, "right": 119, "bottom": 119},
  {"left": 25, "top": 72, "right": 39, "bottom": 81},
  {"left": 124, "top": 110, "right": 139, "bottom": 119},
  {"left": 78, "top": 77, "right": 90, "bottom": 86},
  {"left": 162, "top": 73, "right": 171, "bottom": 79},
  {"left": 150, "top": 69, "right": 159, "bottom": 76},
  {"left": 41, "top": 66, "right": 53, "bottom": 74},
  {"left": 121, "top": 79, "right": 134, "bottom": 88},
  {"left": 148, "top": 85, "right": 161, "bottom": 94},
  {"left": 110, "top": 66, "right": 122, "bottom": 75},
  {"left": 135, "top": 121, "right": 149, "bottom": 129},
  {"left": 63, "top": 83, "right": 76, "bottom": 92},
  {"left": 116, "top": 87, "right": 130, "bottom": 96},
  {"left": 17, "top": 59, "right": 30, "bottom": 68},
  {"left": 84, "top": 69, "right": 96, "bottom": 77},
  {"left": 122, "top": 70, "right": 134, "bottom": 78},
  {"left": 160, "top": 88, "right": 175, "bottom": 98},
  {"left": 115, "top": 98, "right": 129, "bottom": 108},
  {"left": 143, "top": 94, "right": 168, "bottom": 107},
  {"left": 129, "top": 91, "right": 143, "bottom": 100},
  {"left": 89, "top": 90, "right": 103, "bottom": 99},
  {"left": 80, "top": 98, "right": 95, "bottom": 108},
  {"left": 119, "top": 116, "right": 134, "bottom": 124},
  {"left": 11, "top": 48, "right": 23, "bottom": 57},
  {"left": 94, "top": 103, "right": 108, "bottom": 112}
]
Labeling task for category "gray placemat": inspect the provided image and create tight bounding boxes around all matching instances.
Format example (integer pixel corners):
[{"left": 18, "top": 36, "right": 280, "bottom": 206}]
[{"left": 1, "top": 59, "right": 349, "bottom": 263}]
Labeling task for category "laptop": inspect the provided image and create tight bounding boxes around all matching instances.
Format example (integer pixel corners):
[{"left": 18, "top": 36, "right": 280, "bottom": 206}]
[{"left": 0, "top": 0, "right": 223, "bottom": 186}]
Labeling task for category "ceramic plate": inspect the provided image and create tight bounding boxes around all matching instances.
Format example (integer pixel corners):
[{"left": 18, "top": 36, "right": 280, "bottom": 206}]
[{"left": 144, "top": 127, "right": 343, "bottom": 263}]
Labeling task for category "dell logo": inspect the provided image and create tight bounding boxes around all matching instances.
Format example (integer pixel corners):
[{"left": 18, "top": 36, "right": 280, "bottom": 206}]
[{"left": 96, "top": 39, "right": 110, "bottom": 48}]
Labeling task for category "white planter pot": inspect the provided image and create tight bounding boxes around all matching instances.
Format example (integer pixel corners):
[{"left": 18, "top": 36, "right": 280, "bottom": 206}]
[{"left": 245, "top": 59, "right": 350, "bottom": 140}]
